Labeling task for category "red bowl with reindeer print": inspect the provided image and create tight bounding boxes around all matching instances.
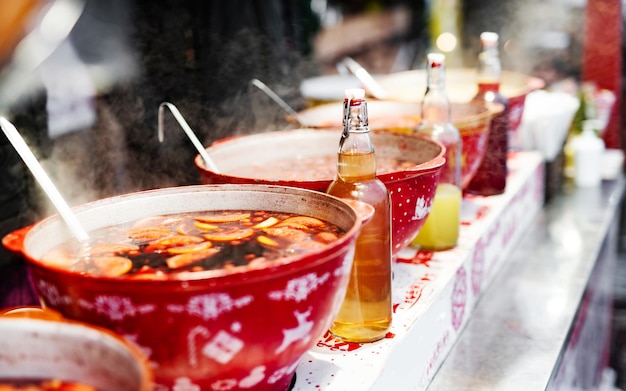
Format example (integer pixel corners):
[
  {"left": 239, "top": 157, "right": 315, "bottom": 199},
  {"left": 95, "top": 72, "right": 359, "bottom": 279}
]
[{"left": 2, "top": 184, "right": 370, "bottom": 391}]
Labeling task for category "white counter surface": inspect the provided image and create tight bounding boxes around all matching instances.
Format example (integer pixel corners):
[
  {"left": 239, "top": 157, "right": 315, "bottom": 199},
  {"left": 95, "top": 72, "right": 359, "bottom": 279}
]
[{"left": 293, "top": 151, "right": 548, "bottom": 390}]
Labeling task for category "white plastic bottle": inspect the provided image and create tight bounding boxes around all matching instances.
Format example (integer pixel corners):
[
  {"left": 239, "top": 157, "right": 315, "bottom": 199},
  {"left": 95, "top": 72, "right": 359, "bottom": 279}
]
[{"left": 572, "top": 119, "right": 605, "bottom": 187}]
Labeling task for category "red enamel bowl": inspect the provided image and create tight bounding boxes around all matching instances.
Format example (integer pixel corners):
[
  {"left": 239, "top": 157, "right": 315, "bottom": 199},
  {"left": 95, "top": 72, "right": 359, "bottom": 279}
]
[
  {"left": 195, "top": 129, "right": 445, "bottom": 256},
  {"left": 3, "top": 184, "right": 367, "bottom": 391},
  {"left": 0, "top": 307, "right": 153, "bottom": 391},
  {"left": 375, "top": 69, "right": 545, "bottom": 142},
  {"left": 294, "top": 100, "right": 495, "bottom": 190}
]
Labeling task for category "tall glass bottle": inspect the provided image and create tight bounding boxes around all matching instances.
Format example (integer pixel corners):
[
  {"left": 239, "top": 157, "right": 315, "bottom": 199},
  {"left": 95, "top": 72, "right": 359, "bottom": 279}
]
[
  {"left": 412, "top": 53, "right": 462, "bottom": 251},
  {"left": 466, "top": 32, "right": 509, "bottom": 195},
  {"left": 327, "top": 88, "right": 392, "bottom": 343}
]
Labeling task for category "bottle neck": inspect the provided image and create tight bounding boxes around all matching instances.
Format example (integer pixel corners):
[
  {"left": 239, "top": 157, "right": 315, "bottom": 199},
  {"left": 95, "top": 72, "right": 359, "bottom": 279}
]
[
  {"left": 338, "top": 98, "right": 376, "bottom": 179},
  {"left": 340, "top": 98, "right": 372, "bottom": 152},
  {"left": 477, "top": 45, "right": 502, "bottom": 89},
  {"left": 342, "top": 98, "right": 368, "bottom": 135},
  {"left": 421, "top": 65, "right": 451, "bottom": 125}
]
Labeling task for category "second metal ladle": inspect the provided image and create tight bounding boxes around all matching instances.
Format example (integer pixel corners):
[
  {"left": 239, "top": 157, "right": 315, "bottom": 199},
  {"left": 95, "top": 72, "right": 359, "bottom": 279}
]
[
  {"left": 340, "top": 57, "right": 388, "bottom": 100},
  {"left": 157, "top": 102, "right": 219, "bottom": 173},
  {"left": 250, "top": 78, "right": 305, "bottom": 125}
]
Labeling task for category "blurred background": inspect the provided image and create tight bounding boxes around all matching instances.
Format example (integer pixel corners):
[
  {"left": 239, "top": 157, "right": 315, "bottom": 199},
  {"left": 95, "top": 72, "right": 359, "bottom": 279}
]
[
  {"left": 1, "top": 0, "right": 625, "bottom": 386},
  {"left": 1, "top": 0, "right": 611, "bottom": 208}
]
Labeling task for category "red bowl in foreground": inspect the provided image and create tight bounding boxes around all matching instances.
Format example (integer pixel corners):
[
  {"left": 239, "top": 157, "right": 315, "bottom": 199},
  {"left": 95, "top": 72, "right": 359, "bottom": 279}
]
[
  {"left": 3, "top": 184, "right": 366, "bottom": 391},
  {"left": 196, "top": 129, "right": 445, "bottom": 256},
  {"left": 0, "top": 307, "right": 153, "bottom": 391}
]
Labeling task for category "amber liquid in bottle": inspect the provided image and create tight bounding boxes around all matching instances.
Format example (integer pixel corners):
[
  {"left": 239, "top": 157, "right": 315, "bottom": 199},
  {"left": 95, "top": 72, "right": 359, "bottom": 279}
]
[{"left": 327, "top": 91, "right": 392, "bottom": 343}]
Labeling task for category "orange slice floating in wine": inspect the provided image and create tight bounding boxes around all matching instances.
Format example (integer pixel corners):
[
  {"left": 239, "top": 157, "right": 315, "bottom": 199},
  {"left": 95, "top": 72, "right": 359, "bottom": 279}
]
[
  {"left": 203, "top": 228, "right": 254, "bottom": 242},
  {"left": 252, "top": 216, "right": 279, "bottom": 229},
  {"left": 276, "top": 216, "right": 325, "bottom": 228},
  {"left": 176, "top": 221, "right": 201, "bottom": 235},
  {"left": 167, "top": 241, "right": 213, "bottom": 254},
  {"left": 314, "top": 232, "right": 339, "bottom": 243},
  {"left": 263, "top": 227, "right": 308, "bottom": 242},
  {"left": 144, "top": 235, "right": 205, "bottom": 252},
  {"left": 125, "top": 226, "right": 172, "bottom": 240},
  {"left": 92, "top": 256, "right": 133, "bottom": 277},
  {"left": 193, "top": 221, "right": 219, "bottom": 231},
  {"left": 195, "top": 213, "right": 251, "bottom": 223},
  {"left": 257, "top": 235, "right": 279, "bottom": 247},
  {"left": 166, "top": 248, "right": 220, "bottom": 269}
]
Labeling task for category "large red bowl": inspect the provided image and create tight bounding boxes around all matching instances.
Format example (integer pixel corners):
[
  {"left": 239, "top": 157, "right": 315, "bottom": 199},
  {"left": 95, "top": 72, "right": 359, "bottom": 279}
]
[
  {"left": 3, "top": 184, "right": 366, "bottom": 391},
  {"left": 196, "top": 129, "right": 445, "bottom": 256},
  {"left": 294, "top": 100, "right": 495, "bottom": 190},
  {"left": 0, "top": 307, "right": 153, "bottom": 391}
]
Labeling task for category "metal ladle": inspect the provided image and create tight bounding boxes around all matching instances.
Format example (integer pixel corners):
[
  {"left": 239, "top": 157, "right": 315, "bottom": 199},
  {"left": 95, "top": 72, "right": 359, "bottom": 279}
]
[
  {"left": 0, "top": 117, "right": 89, "bottom": 242},
  {"left": 340, "top": 57, "right": 388, "bottom": 100},
  {"left": 157, "top": 102, "right": 220, "bottom": 173},
  {"left": 0, "top": 0, "right": 88, "bottom": 242},
  {"left": 250, "top": 78, "right": 305, "bottom": 126}
]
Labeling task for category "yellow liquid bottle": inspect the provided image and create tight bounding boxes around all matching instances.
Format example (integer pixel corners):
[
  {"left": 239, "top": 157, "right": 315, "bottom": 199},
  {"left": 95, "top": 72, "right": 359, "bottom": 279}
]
[
  {"left": 411, "top": 183, "right": 461, "bottom": 250},
  {"left": 412, "top": 53, "right": 462, "bottom": 251},
  {"left": 327, "top": 89, "right": 392, "bottom": 343}
]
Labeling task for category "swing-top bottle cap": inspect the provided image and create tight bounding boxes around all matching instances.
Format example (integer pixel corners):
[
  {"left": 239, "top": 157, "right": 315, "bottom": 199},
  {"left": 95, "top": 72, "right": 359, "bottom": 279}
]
[
  {"left": 480, "top": 32, "right": 499, "bottom": 45},
  {"left": 427, "top": 53, "right": 445, "bottom": 67},
  {"left": 345, "top": 88, "right": 366, "bottom": 100}
]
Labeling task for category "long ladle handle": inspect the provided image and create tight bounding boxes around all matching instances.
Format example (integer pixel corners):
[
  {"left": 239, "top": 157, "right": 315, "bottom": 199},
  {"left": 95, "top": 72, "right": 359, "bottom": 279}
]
[
  {"left": 250, "top": 79, "right": 303, "bottom": 125},
  {"left": 0, "top": 117, "right": 89, "bottom": 242},
  {"left": 341, "top": 57, "right": 387, "bottom": 100},
  {"left": 157, "top": 102, "right": 219, "bottom": 173}
]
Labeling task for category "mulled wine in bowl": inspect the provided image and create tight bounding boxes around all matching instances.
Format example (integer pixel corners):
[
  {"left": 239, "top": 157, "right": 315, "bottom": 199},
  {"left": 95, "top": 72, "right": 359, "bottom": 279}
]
[{"left": 3, "top": 184, "right": 368, "bottom": 391}]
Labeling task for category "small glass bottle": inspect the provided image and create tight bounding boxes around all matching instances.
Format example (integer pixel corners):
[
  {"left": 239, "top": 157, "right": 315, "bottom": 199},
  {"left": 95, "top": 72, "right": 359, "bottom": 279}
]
[
  {"left": 327, "top": 88, "right": 392, "bottom": 343},
  {"left": 412, "top": 53, "right": 462, "bottom": 251},
  {"left": 466, "top": 31, "right": 509, "bottom": 195}
]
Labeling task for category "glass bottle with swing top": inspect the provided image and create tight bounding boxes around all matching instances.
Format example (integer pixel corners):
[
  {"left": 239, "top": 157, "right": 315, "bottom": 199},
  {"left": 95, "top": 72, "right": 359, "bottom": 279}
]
[
  {"left": 327, "top": 88, "right": 392, "bottom": 343},
  {"left": 411, "top": 53, "right": 462, "bottom": 251}
]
